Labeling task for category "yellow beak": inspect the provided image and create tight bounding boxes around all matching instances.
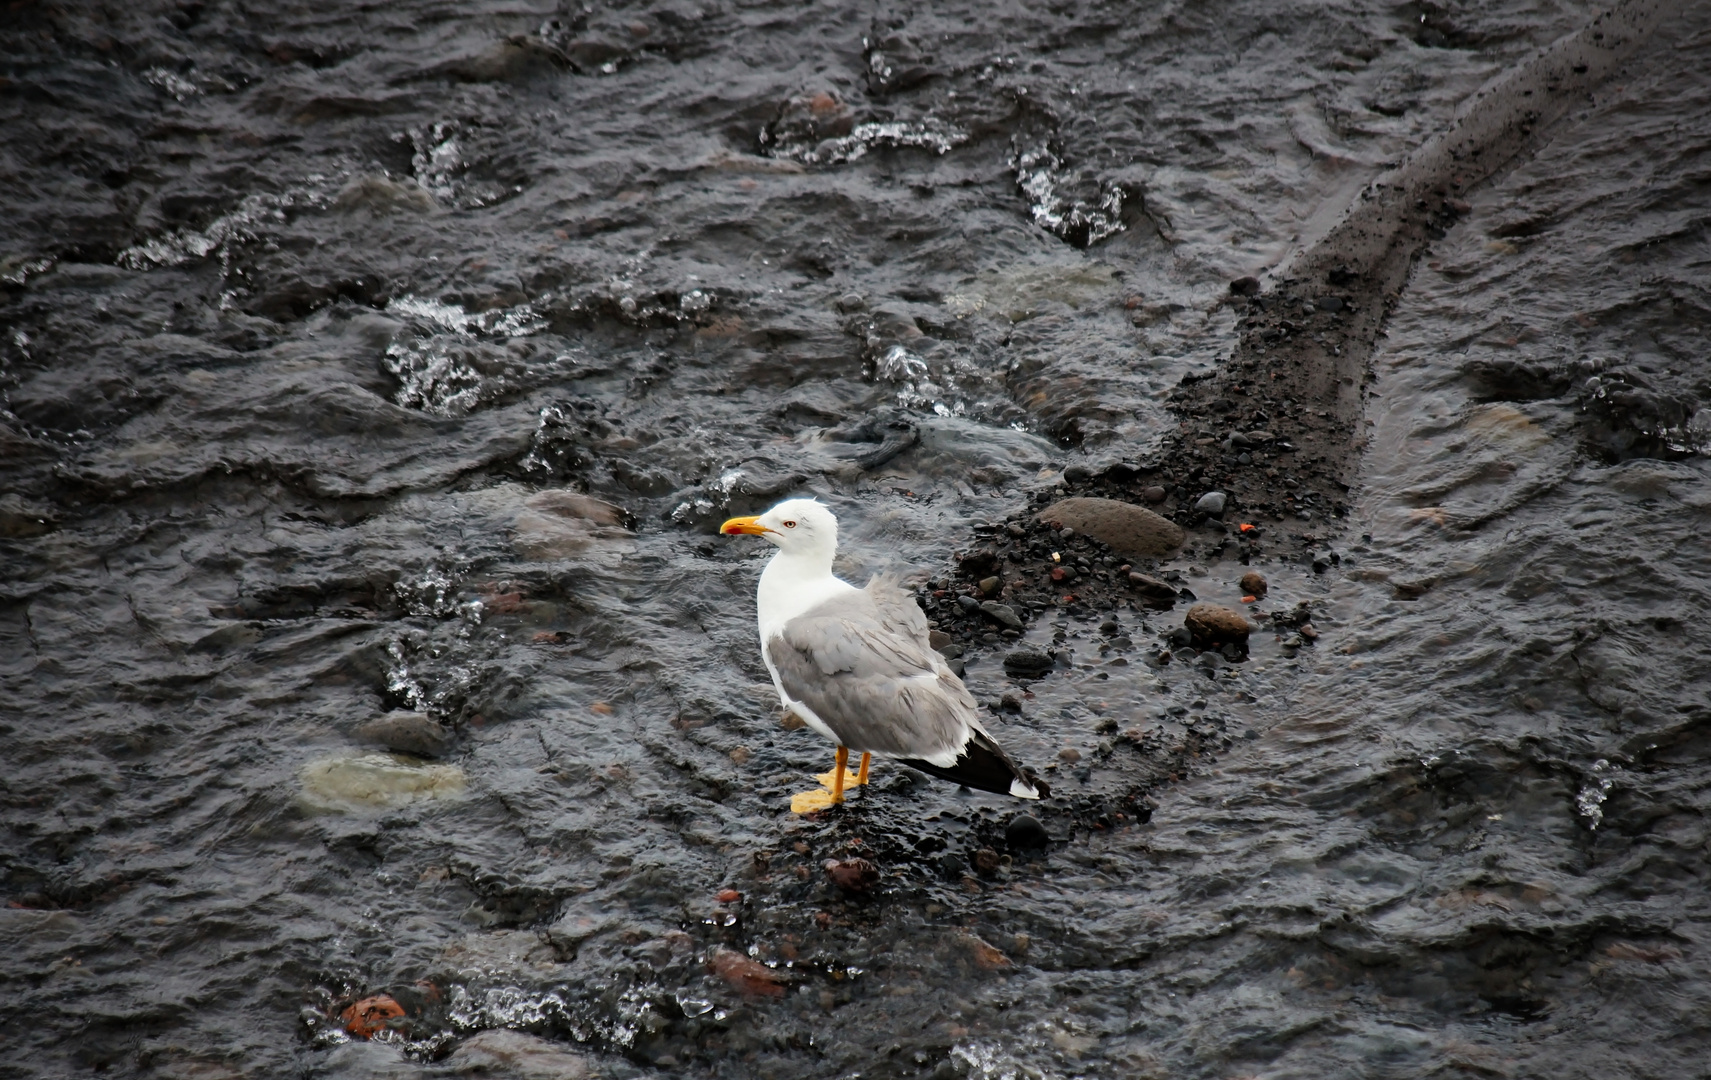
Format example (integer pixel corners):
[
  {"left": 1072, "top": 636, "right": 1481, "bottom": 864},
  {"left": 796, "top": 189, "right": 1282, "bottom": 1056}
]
[{"left": 720, "top": 516, "right": 773, "bottom": 536}]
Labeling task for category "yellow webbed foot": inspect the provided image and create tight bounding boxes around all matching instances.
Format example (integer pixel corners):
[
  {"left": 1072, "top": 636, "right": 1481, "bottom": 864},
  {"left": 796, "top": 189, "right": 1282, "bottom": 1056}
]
[
  {"left": 791, "top": 747, "right": 858, "bottom": 814},
  {"left": 790, "top": 788, "right": 842, "bottom": 814},
  {"left": 815, "top": 768, "right": 867, "bottom": 789},
  {"left": 818, "top": 751, "right": 872, "bottom": 789}
]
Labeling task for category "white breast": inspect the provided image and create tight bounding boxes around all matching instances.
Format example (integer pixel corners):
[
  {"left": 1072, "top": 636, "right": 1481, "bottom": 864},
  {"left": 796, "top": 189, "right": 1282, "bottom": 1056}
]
[{"left": 754, "top": 551, "right": 857, "bottom": 744}]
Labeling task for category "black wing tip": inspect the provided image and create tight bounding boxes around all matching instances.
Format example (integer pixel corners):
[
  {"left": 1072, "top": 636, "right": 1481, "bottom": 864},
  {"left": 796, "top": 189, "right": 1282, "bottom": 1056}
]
[{"left": 900, "top": 733, "right": 1048, "bottom": 800}]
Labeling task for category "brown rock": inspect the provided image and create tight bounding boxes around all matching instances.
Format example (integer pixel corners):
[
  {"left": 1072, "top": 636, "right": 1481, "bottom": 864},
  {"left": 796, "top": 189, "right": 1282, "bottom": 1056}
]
[
  {"left": 1141, "top": 485, "right": 1167, "bottom": 503},
  {"left": 961, "top": 934, "right": 1011, "bottom": 970},
  {"left": 341, "top": 994, "right": 405, "bottom": 1039},
  {"left": 1037, "top": 498, "right": 1184, "bottom": 559},
  {"left": 709, "top": 945, "right": 786, "bottom": 998},
  {"left": 1239, "top": 571, "right": 1268, "bottom": 597},
  {"left": 1126, "top": 572, "right": 1179, "bottom": 602},
  {"left": 958, "top": 548, "right": 1001, "bottom": 580},
  {"left": 823, "top": 857, "right": 879, "bottom": 892},
  {"left": 1184, "top": 603, "right": 1252, "bottom": 646}
]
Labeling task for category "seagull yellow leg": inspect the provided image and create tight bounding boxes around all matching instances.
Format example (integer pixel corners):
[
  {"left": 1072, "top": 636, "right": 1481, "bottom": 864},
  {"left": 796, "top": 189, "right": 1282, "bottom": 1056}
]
[
  {"left": 816, "top": 747, "right": 870, "bottom": 790},
  {"left": 791, "top": 746, "right": 853, "bottom": 814}
]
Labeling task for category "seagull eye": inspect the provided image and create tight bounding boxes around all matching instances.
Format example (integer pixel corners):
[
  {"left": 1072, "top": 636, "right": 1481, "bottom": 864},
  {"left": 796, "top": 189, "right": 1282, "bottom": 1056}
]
[{"left": 782, "top": 520, "right": 797, "bottom": 528}]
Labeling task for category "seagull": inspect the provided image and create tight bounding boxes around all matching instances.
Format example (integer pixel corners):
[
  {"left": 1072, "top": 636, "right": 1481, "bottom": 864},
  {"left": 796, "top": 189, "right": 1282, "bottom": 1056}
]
[{"left": 720, "top": 498, "right": 1049, "bottom": 812}]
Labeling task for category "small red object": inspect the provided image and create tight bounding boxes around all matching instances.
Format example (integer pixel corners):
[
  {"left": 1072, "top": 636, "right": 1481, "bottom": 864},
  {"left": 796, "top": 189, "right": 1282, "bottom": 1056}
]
[
  {"left": 1239, "top": 523, "right": 1257, "bottom": 533},
  {"left": 716, "top": 888, "right": 741, "bottom": 903},
  {"left": 1241, "top": 595, "right": 1257, "bottom": 604}
]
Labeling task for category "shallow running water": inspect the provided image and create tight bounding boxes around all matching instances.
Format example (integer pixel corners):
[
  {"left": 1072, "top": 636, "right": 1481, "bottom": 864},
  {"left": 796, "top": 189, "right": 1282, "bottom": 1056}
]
[{"left": 2, "top": 2, "right": 1707, "bottom": 1077}]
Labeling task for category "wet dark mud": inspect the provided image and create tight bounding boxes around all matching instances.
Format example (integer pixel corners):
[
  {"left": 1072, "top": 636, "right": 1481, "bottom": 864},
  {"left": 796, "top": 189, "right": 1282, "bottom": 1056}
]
[{"left": 3, "top": 1, "right": 1710, "bottom": 1078}]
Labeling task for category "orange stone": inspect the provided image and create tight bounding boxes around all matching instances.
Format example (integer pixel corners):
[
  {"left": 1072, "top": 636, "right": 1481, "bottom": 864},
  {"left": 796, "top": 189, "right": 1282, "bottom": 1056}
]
[
  {"left": 709, "top": 946, "right": 785, "bottom": 998},
  {"left": 341, "top": 994, "right": 405, "bottom": 1039}
]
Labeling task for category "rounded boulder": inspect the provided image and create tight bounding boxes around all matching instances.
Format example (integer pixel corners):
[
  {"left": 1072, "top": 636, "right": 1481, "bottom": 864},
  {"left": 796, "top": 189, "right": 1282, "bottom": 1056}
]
[
  {"left": 1036, "top": 497, "right": 1185, "bottom": 559},
  {"left": 1184, "top": 603, "right": 1252, "bottom": 647}
]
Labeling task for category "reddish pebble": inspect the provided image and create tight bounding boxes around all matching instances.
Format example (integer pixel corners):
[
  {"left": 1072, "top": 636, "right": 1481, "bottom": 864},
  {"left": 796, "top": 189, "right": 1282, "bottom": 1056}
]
[
  {"left": 709, "top": 946, "right": 785, "bottom": 999},
  {"left": 823, "top": 858, "right": 879, "bottom": 892},
  {"left": 961, "top": 934, "right": 1011, "bottom": 970},
  {"left": 1241, "top": 595, "right": 1257, "bottom": 604},
  {"left": 341, "top": 994, "right": 405, "bottom": 1039},
  {"left": 716, "top": 888, "right": 741, "bottom": 903}
]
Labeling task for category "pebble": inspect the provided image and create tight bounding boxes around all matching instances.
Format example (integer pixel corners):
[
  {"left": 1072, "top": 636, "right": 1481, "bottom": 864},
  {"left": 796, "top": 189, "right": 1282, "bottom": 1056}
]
[
  {"left": 341, "top": 994, "right": 405, "bottom": 1039},
  {"left": 1316, "top": 296, "right": 1345, "bottom": 312},
  {"left": 1062, "top": 464, "right": 1091, "bottom": 484},
  {"left": 1240, "top": 571, "right": 1268, "bottom": 597},
  {"left": 1230, "top": 276, "right": 1262, "bottom": 296},
  {"left": 823, "top": 858, "right": 879, "bottom": 892},
  {"left": 957, "top": 595, "right": 981, "bottom": 613},
  {"left": 1194, "top": 491, "right": 1227, "bottom": 517},
  {"left": 961, "top": 934, "right": 1011, "bottom": 970},
  {"left": 1127, "top": 572, "right": 1179, "bottom": 602},
  {"left": 354, "top": 711, "right": 452, "bottom": 758},
  {"left": 709, "top": 946, "right": 786, "bottom": 998},
  {"left": 1002, "top": 650, "right": 1054, "bottom": 678},
  {"left": 1142, "top": 485, "right": 1167, "bottom": 503},
  {"left": 978, "top": 601, "right": 1024, "bottom": 631},
  {"left": 928, "top": 629, "right": 952, "bottom": 650},
  {"left": 1184, "top": 603, "right": 1252, "bottom": 647},
  {"left": 977, "top": 575, "right": 1001, "bottom": 596},
  {"left": 1057, "top": 747, "right": 1081, "bottom": 764},
  {"left": 999, "top": 692, "right": 1023, "bottom": 713},
  {"left": 1005, "top": 813, "right": 1049, "bottom": 849},
  {"left": 1037, "top": 497, "right": 1185, "bottom": 559},
  {"left": 450, "top": 1030, "right": 594, "bottom": 1079},
  {"left": 834, "top": 292, "right": 867, "bottom": 312}
]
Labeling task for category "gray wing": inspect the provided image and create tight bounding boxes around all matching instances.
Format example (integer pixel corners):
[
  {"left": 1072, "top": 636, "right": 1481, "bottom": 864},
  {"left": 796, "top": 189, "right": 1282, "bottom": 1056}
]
[{"left": 767, "top": 584, "right": 974, "bottom": 758}]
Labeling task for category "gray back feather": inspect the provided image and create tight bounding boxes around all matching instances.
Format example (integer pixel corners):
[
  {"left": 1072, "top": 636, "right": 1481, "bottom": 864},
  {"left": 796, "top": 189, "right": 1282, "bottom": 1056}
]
[{"left": 767, "top": 576, "right": 974, "bottom": 757}]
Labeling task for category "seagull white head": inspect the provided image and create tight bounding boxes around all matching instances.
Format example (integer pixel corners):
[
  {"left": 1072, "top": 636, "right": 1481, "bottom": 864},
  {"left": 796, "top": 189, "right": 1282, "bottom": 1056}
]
[{"left": 720, "top": 498, "right": 839, "bottom": 563}]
